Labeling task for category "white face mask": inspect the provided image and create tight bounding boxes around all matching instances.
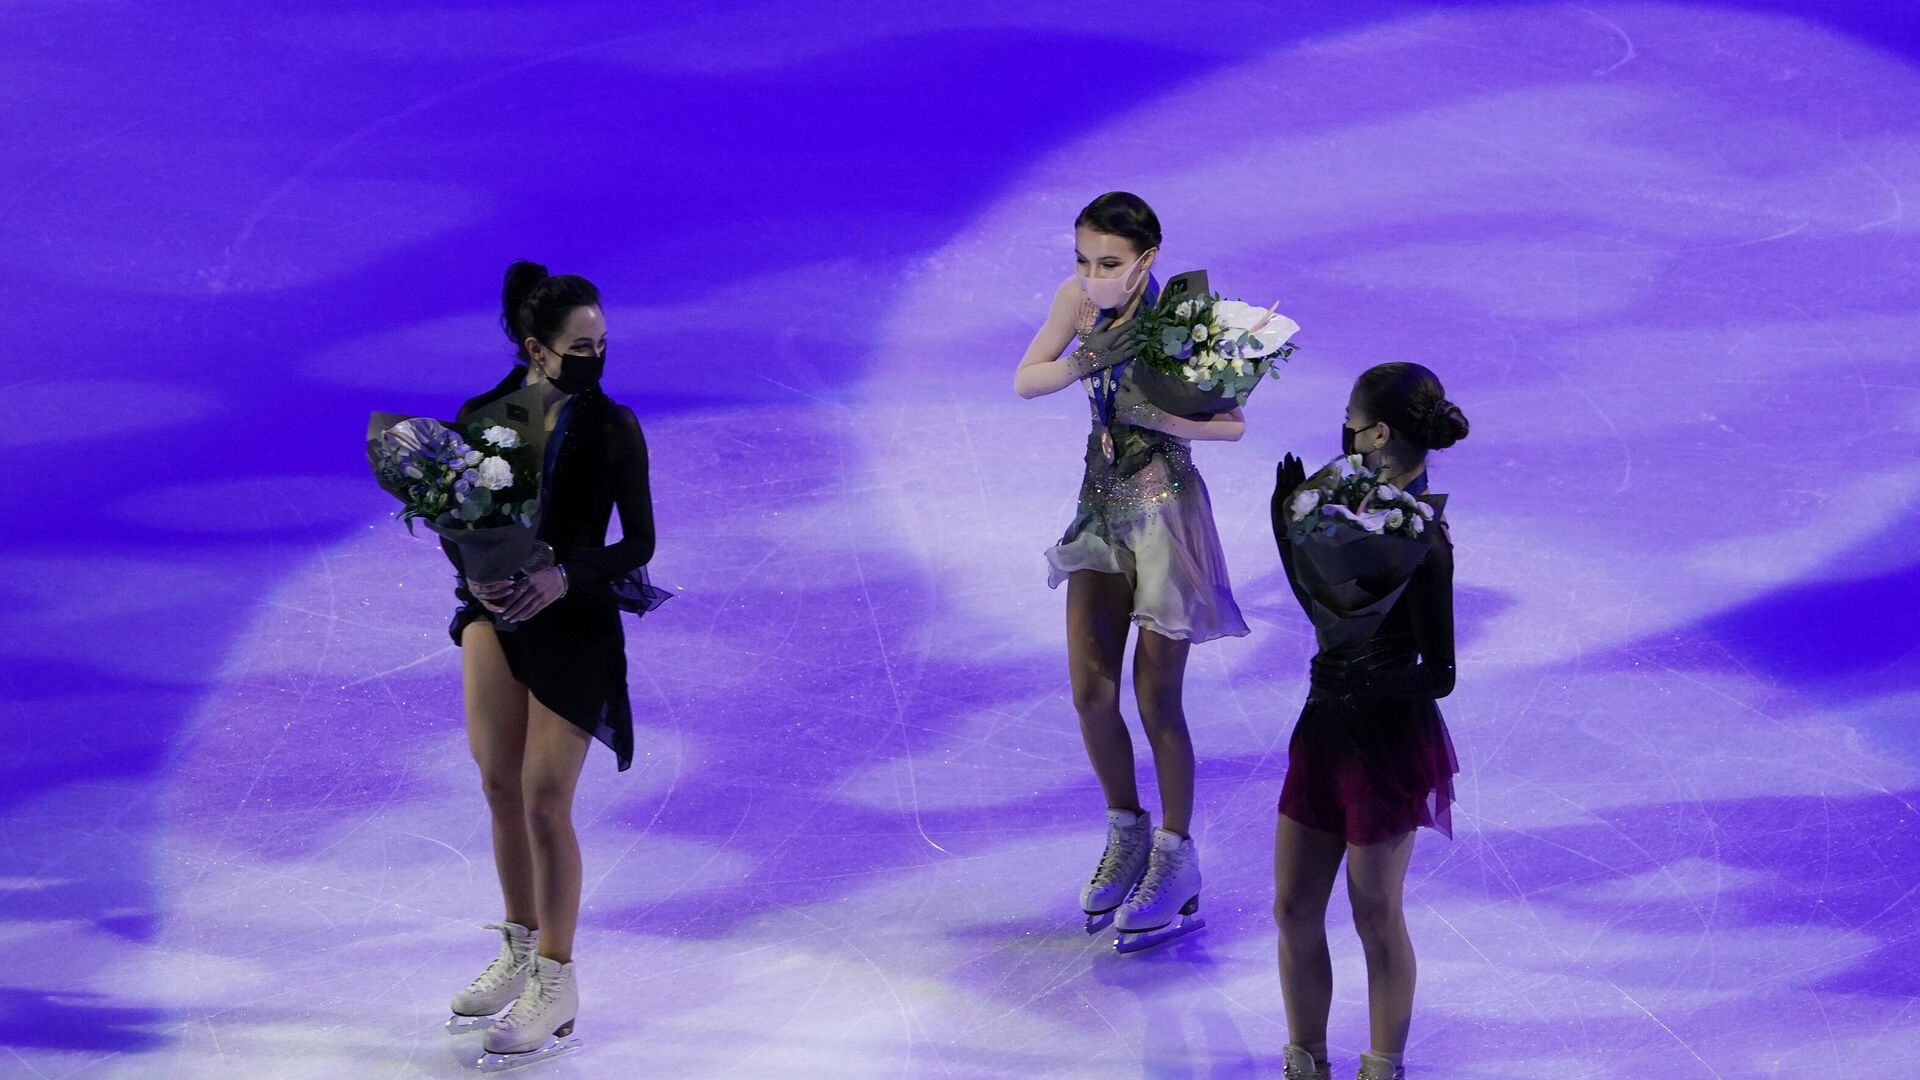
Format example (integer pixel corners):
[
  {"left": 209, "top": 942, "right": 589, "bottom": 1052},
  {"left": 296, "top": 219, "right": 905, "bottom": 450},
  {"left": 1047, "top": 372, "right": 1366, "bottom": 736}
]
[{"left": 1077, "top": 247, "right": 1154, "bottom": 311}]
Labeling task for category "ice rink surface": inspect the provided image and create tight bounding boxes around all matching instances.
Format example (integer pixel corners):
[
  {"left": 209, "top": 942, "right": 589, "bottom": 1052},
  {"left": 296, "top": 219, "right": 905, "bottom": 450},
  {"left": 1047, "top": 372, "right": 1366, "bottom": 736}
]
[{"left": 4, "top": 2, "right": 1917, "bottom": 1076}]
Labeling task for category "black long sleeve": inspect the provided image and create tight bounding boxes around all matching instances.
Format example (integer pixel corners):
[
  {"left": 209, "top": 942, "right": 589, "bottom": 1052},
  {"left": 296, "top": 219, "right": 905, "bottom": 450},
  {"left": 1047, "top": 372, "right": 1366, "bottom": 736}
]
[
  {"left": 1273, "top": 510, "right": 1314, "bottom": 618},
  {"left": 1354, "top": 535, "right": 1457, "bottom": 701},
  {"left": 560, "top": 404, "right": 655, "bottom": 587}
]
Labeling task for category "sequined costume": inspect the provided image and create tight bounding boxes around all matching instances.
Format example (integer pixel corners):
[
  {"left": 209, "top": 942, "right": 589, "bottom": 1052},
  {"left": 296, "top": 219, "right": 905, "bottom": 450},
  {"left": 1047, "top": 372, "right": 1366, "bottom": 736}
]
[{"left": 1045, "top": 292, "right": 1250, "bottom": 644}]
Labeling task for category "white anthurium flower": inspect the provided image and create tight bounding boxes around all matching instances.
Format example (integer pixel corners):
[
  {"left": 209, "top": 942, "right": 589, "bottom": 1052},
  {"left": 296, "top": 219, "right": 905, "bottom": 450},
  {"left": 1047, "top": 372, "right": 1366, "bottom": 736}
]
[
  {"left": 1213, "top": 300, "right": 1299, "bottom": 358},
  {"left": 383, "top": 417, "right": 443, "bottom": 454}
]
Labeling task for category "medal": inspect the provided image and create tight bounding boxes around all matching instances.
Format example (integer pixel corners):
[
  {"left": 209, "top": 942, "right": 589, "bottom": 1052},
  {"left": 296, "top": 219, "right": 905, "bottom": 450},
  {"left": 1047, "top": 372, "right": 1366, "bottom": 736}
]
[{"left": 1094, "top": 364, "right": 1125, "bottom": 466}]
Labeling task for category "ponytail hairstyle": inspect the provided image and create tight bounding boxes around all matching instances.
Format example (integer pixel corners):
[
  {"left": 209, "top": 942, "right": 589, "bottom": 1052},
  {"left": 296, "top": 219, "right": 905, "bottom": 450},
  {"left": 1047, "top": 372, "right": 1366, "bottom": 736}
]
[
  {"left": 500, "top": 260, "right": 601, "bottom": 363},
  {"left": 1353, "top": 362, "right": 1470, "bottom": 453},
  {"left": 1074, "top": 191, "right": 1162, "bottom": 256}
]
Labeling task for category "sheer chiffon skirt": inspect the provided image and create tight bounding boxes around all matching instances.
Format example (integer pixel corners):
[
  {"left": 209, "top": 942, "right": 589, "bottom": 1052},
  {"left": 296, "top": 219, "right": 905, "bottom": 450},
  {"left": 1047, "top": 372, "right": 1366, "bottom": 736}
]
[
  {"left": 1278, "top": 693, "right": 1458, "bottom": 846},
  {"left": 1046, "top": 453, "right": 1249, "bottom": 644}
]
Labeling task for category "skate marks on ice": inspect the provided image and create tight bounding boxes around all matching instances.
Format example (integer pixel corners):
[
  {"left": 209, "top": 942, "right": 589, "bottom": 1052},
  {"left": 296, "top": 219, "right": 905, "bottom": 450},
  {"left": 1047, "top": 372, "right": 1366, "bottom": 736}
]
[{"left": 6, "top": 2, "right": 1920, "bottom": 1079}]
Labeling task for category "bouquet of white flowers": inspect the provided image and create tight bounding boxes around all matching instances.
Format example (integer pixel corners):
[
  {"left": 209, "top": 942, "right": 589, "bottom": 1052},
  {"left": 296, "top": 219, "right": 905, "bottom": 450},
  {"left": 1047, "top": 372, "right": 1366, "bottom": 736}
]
[
  {"left": 1283, "top": 454, "right": 1439, "bottom": 545},
  {"left": 1278, "top": 454, "right": 1446, "bottom": 658},
  {"left": 365, "top": 383, "right": 549, "bottom": 585},
  {"left": 1130, "top": 270, "right": 1299, "bottom": 416}
]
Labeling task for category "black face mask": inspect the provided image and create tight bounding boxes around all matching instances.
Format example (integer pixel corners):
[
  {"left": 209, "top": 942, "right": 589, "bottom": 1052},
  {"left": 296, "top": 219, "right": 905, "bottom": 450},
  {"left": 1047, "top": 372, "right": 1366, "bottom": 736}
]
[
  {"left": 545, "top": 348, "right": 605, "bottom": 395},
  {"left": 1341, "top": 422, "right": 1363, "bottom": 456}
]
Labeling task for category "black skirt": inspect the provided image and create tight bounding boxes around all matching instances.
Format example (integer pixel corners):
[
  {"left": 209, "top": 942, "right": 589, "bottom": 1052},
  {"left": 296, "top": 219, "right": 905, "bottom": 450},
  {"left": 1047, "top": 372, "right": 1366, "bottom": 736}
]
[{"left": 451, "top": 586, "right": 634, "bottom": 771}]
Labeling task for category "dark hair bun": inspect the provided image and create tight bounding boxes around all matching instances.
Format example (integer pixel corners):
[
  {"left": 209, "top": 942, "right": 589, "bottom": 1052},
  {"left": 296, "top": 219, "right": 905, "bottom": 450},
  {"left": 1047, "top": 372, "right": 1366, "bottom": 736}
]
[
  {"left": 1353, "top": 362, "right": 1467, "bottom": 455},
  {"left": 498, "top": 260, "right": 600, "bottom": 363},
  {"left": 1421, "top": 399, "right": 1470, "bottom": 450},
  {"left": 501, "top": 260, "right": 551, "bottom": 353}
]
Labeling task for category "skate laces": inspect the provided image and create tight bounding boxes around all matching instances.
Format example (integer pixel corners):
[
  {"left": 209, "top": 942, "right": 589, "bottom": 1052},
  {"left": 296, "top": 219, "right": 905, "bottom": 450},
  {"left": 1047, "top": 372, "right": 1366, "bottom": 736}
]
[
  {"left": 1093, "top": 823, "right": 1146, "bottom": 884},
  {"left": 466, "top": 923, "right": 528, "bottom": 994},
  {"left": 500, "top": 962, "right": 560, "bottom": 1026},
  {"left": 1130, "top": 843, "right": 1186, "bottom": 906}
]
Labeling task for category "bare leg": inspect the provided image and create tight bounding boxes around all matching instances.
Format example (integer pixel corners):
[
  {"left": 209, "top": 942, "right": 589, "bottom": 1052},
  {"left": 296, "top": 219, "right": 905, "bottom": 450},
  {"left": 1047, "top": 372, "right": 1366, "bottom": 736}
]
[
  {"left": 462, "top": 620, "right": 536, "bottom": 929},
  {"left": 1132, "top": 629, "right": 1194, "bottom": 835},
  {"left": 521, "top": 694, "right": 591, "bottom": 963},
  {"left": 1274, "top": 814, "right": 1347, "bottom": 1052},
  {"left": 1066, "top": 570, "right": 1140, "bottom": 813},
  {"left": 1347, "top": 830, "right": 1418, "bottom": 1057}
]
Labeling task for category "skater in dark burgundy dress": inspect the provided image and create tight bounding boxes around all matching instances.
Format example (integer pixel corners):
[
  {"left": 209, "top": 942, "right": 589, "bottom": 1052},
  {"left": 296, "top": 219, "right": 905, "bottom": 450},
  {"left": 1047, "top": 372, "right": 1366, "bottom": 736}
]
[{"left": 1269, "top": 362, "right": 1470, "bottom": 1080}]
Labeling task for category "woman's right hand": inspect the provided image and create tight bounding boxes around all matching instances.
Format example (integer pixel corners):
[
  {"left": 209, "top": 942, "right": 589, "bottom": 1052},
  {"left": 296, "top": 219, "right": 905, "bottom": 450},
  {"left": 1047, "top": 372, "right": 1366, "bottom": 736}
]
[
  {"left": 1272, "top": 454, "right": 1308, "bottom": 531},
  {"left": 1078, "top": 320, "right": 1139, "bottom": 372},
  {"left": 1276, "top": 453, "right": 1307, "bottom": 498}
]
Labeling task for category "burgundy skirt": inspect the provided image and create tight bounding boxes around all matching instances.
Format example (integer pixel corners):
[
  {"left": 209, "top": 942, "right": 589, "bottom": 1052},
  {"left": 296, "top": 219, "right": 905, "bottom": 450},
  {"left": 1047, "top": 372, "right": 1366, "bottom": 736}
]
[{"left": 1278, "top": 693, "right": 1458, "bottom": 846}]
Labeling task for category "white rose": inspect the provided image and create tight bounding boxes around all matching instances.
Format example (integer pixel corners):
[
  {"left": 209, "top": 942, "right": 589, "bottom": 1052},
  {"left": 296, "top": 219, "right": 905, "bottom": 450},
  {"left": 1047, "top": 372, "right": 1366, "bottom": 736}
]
[
  {"left": 1375, "top": 482, "right": 1400, "bottom": 503},
  {"left": 1289, "top": 489, "right": 1323, "bottom": 518},
  {"left": 482, "top": 425, "right": 521, "bottom": 449},
  {"left": 1191, "top": 322, "right": 1210, "bottom": 341},
  {"left": 463, "top": 449, "right": 484, "bottom": 466},
  {"left": 1408, "top": 515, "right": 1426, "bottom": 535},
  {"left": 476, "top": 456, "right": 515, "bottom": 491},
  {"left": 1386, "top": 509, "right": 1406, "bottom": 530},
  {"left": 1415, "top": 501, "right": 1435, "bottom": 519},
  {"left": 1175, "top": 299, "right": 1198, "bottom": 319}
]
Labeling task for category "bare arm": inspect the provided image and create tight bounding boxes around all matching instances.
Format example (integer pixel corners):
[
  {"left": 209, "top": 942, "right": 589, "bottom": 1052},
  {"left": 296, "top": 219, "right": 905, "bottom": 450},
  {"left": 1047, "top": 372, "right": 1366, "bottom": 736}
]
[{"left": 1015, "top": 278, "right": 1115, "bottom": 399}]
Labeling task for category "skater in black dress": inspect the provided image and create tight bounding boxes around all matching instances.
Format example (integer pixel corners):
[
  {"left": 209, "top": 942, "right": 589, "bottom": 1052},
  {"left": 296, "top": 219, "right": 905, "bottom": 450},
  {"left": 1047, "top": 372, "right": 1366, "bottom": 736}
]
[
  {"left": 1269, "top": 363, "right": 1469, "bottom": 1080},
  {"left": 443, "top": 261, "right": 667, "bottom": 1063}
]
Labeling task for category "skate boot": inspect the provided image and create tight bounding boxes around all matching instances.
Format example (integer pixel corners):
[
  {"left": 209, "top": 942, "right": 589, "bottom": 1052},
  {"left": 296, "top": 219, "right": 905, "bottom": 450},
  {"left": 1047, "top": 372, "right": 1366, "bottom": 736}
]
[
  {"left": 1284, "top": 1044, "right": 1331, "bottom": 1080},
  {"left": 1113, "top": 827, "right": 1204, "bottom": 953},
  {"left": 1356, "top": 1052, "right": 1405, "bottom": 1080},
  {"left": 447, "top": 922, "right": 538, "bottom": 1033},
  {"left": 1080, "top": 807, "right": 1152, "bottom": 933},
  {"left": 478, "top": 955, "right": 580, "bottom": 1071}
]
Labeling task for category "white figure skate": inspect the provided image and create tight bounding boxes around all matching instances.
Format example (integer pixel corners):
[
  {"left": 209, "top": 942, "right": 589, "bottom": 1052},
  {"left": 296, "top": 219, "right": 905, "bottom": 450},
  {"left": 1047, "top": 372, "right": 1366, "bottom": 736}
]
[
  {"left": 1080, "top": 807, "right": 1152, "bottom": 934},
  {"left": 1356, "top": 1052, "right": 1406, "bottom": 1080},
  {"left": 477, "top": 955, "right": 580, "bottom": 1071},
  {"left": 446, "top": 922, "right": 537, "bottom": 1034},
  {"left": 1284, "top": 1044, "right": 1332, "bottom": 1080},
  {"left": 1113, "top": 827, "right": 1205, "bottom": 953}
]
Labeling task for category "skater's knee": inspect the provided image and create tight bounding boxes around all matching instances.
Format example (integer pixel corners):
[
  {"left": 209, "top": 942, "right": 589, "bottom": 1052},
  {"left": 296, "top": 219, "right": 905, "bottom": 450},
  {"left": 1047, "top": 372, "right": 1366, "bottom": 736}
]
[
  {"left": 1071, "top": 680, "right": 1120, "bottom": 721},
  {"left": 478, "top": 769, "right": 524, "bottom": 813},
  {"left": 1347, "top": 889, "right": 1405, "bottom": 944},
  {"left": 1135, "top": 695, "right": 1187, "bottom": 741},
  {"left": 521, "top": 785, "right": 574, "bottom": 840},
  {"left": 1274, "top": 890, "right": 1329, "bottom": 931}
]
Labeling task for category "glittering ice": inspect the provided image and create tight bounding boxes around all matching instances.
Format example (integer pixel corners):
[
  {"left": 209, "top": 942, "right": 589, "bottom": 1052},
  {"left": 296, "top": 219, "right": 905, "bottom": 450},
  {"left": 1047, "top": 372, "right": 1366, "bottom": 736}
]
[{"left": 5, "top": 2, "right": 1917, "bottom": 1078}]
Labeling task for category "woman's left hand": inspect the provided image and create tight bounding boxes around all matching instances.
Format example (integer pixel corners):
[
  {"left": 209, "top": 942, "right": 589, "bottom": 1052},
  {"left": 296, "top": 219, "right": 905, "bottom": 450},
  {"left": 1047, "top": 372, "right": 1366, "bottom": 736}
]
[{"left": 497, "top": 566, "right": 566, "bottom": 623}]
